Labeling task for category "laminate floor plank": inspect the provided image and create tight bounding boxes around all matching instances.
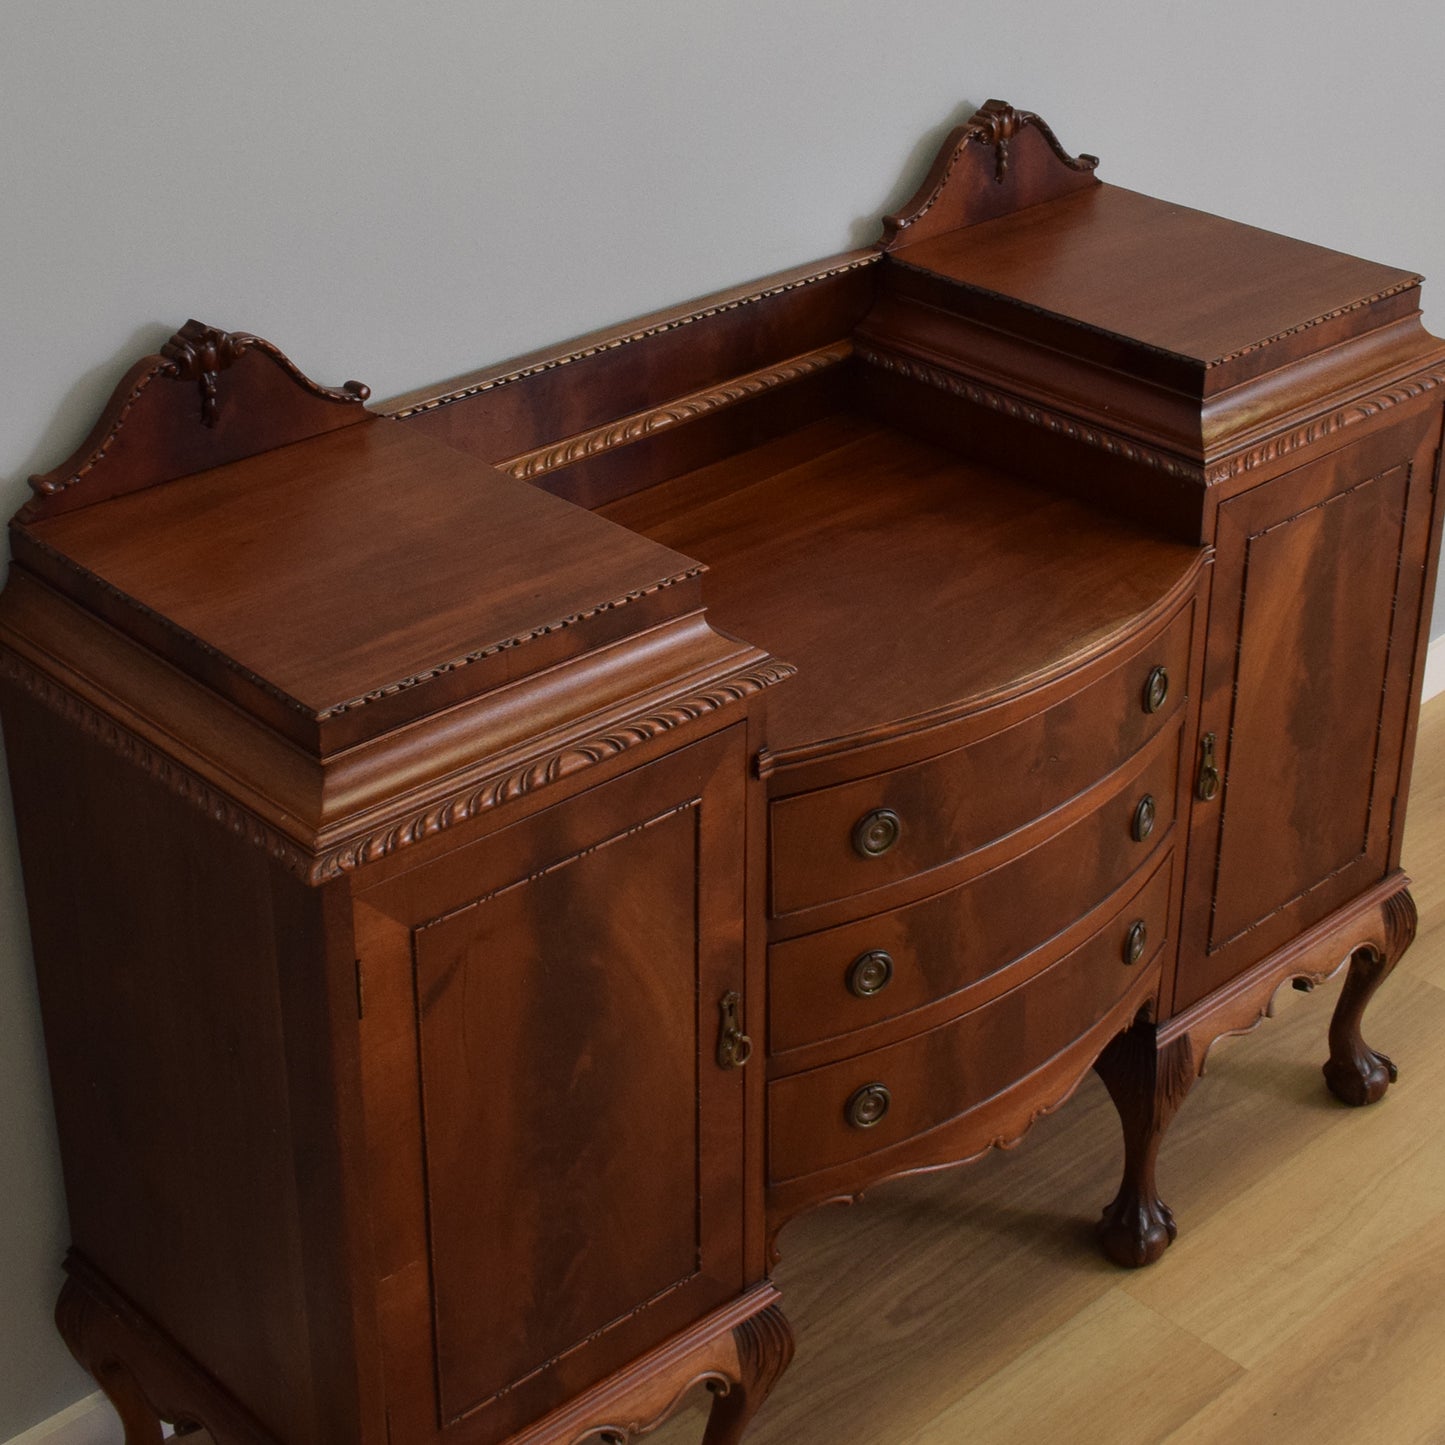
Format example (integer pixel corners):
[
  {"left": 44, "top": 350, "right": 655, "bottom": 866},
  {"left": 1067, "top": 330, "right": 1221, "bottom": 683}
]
[
  {"left": 903, "top": 1292, "right": 1240, "bottom": 1445},
  {"left": 1120, "top": 974, "right": 1445, "bottom": 1367},
  {"left": 1160, "top": 1215, "right": 1445, "bottom": 1445}
]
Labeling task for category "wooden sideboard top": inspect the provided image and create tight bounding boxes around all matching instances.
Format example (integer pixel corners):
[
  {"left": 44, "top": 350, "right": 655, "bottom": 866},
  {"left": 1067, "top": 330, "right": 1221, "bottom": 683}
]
[
  {"left": 892, "top": 183, "right": 1420, "bottom": 391},
  {"left": 13, "top": 418, "right": 704, "bottom": 752},
  {"left": 600, "top": 414, "right": 1204, "bottom": 762}
]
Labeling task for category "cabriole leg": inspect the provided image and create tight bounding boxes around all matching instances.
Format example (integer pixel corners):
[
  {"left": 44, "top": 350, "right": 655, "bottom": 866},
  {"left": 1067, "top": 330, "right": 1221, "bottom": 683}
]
[
  {"left": 1093, "top": 1021, "right": 1196, "bottom": 1269},
  {"left": 702, "top": 1303, "right": 794, "bottom": 1445},
  {"left": 55, "top": 1277, "right": 165, "bottom": 1445},
  {"left": 1323, "top": 886, "right": 1416, "bottom": 1107}
]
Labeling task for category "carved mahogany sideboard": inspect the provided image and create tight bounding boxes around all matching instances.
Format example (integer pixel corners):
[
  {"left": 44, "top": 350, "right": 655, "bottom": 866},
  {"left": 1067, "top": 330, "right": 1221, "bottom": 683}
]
[{"left": 2, "top": 102, "right": 1441, "bottom": 1445}]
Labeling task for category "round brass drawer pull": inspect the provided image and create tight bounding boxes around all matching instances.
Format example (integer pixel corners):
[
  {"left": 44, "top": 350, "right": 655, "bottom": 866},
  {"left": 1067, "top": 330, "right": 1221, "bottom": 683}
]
[
  {"left": 1124, "top": 919, "right": 1148, "bottom": 966},
  {"left": 1143, "top": 665, "right": 1170, "bottom": 714},
  {"left": 847, "top": 949, "right": 895, "bottom": 998},
  {"left": 1132, "top": 794, "right": 1157, "bottom": 842},
  {"left": 853, "top": 808, "right": 902, "bottom": 858},
  {"left": 846, "top": 1082, "right": 892, "bottom": 1129}
]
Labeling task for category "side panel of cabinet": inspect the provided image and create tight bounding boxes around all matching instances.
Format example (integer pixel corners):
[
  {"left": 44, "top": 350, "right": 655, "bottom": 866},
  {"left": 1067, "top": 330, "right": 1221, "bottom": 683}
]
[
  {"left": 1173, "top": 414, "right": 1440, "bottom": 1013},
  {"left": 354, "top": 728, "right": 749, "bottom": 1445}
]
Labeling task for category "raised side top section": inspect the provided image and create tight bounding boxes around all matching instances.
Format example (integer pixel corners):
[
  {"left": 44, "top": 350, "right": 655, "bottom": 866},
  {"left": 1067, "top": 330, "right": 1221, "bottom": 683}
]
[
  {"left": 11, "top": 417, "right": 719, "bottom": 755},
  {"left": 880, "top": 100, "right": 1098, "bottom": 251},
  {"left": 20, "top": 320, "right": 371, "bottom": 524}
]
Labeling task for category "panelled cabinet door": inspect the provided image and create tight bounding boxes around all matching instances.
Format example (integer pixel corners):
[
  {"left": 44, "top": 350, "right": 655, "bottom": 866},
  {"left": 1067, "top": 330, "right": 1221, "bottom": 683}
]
[
  {"left": 1174, "top": 413, "right": 1442, "bottom": 1013},
  {"left": 352, "top": 729, "right": 749, "bottom": 1445}
]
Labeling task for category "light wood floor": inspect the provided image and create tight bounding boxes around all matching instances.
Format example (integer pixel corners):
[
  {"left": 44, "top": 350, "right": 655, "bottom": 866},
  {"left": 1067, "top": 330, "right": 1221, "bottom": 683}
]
[{"left": 653, "top": 694, "right": 1445, "bottom": 1445}]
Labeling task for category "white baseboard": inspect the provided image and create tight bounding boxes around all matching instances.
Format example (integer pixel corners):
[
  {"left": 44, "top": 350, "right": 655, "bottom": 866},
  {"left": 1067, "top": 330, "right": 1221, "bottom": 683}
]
[
  {"left": 1426, "top": 633, "right": 1445, "bottom": 703},
  {"left": 5, "top": 1395, "right": 118, "bottom": 1445}
]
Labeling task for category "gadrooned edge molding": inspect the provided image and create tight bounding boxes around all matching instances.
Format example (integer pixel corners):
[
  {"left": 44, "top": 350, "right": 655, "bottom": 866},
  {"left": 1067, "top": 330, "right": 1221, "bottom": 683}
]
[
  {"left": 855, "top": 343, "right": 1204, "bottom": 480},
  {"left": 385, "top": 258, "right": 879, "bottom": 418},
  {"left": 858, "top": 342, "right": 1445, "bottom": 488},
  {"left": 18, "top": 529, "right": 707, "bottom": 723},
  {"left": 309, "top": 658, "right": 797, "bottom": 881},
  {"left": 498, "top": 343, "right": 852, "bottom": 482},
  {"left": 0, "top": 645, "right": 795, "bottom": 885}
]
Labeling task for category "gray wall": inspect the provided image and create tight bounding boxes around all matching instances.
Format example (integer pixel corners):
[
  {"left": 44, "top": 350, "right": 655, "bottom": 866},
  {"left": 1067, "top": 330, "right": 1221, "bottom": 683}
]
[{"left": 2, "top": 2, "right": 1443, "bottom": 1435}]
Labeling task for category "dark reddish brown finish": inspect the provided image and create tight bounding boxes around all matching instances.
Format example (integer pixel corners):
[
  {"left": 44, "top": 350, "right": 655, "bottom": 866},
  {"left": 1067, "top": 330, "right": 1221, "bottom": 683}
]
[
  {"left": 385, "top": 255, "right": 878, "bottom": 478},
  {"left": 768, "top": 723, "right": 1180, "bottom": 1064},
  {"left": 600, "top": 419, "right": 1202, "bottom": 762},
  {"left": 1323, "top": 886, "right": 1417, "bottom": 1106},
  {"left": 354, "top": 734, "right": 751, "bottom": 1443},
  {"left": 1174, "top": 417, "right": 1439, "bottom": 1013},
  {"left": 1093, "top": 1022, "right": 1195, "bottom": 1268},
  {"left": 22, "top": 321, "right": 369, "bottom": 524},
  {"left": 3, "top": 100, "right": 1442, "bottom": 1445},
  {"left": 881, "top": 100, "right": 1098, "bottom": 252},
  {"left": 890, "top": 185, "right": 1421, "bottom": 394},
  {"left": 4, "top": 688, "right": 381, "bottom": 1444},
  {"left": 16, "top": 419, "right": 705, "bottom": 753},
  {"left": 701, "top": 1305, "right": 796, "bottom": 1445},
  {"left": 766, "top": 599, "right": 1193, "bottom": 918},
  {"left": 768, "top": 859, "right": 1172, "bottom": 1186}
]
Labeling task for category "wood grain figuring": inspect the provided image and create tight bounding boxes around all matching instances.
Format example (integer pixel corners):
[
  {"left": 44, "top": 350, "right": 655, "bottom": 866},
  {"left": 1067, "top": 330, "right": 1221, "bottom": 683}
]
[
  {"left": 6, "top": 692, "right": 338, "bottom": 1443},
  {"left": 5, "top": 102, "right": 1443, "bottom": 1445},
  {"left": 880, "top": 100, "right": 1098, "bottom": 252},
  {"left": 15, "top": 419, "right": 705, "bottom": 749},
  {"left": 768, "top": 861, "right": 1172, "bottom": 1187},
  {"left": 354, "top": 734, "right": 752, "bottom": 1444},
  {"left": 496, "top": 343, "right": 851, "bottom": 482},
  {"left": 1176, "top": 415, "right": 1438, "bottom": 1011},
  {"left": 21, "top": 320, "right": 369, "bottom": 523},
  {"left": 416, "top": 805, "right": 704, "bottom": 1421},
  {"left": 387, "top": 255, "right": 878, "bottom": 467},
  {"left": 891, "top": 184, "right": 1421, "bottom": 394},
  {"left": 600, "top": 418, "right": 1202, "bottom": 762},
  {"left": 767, "top": 603, "right": 1192, "bottom": 918},
  {"left": 768, "top": 725, "right": 1179, "bottom": 1066},
  {"left": 646, "top": 700, "right": 1445, "bottom": 1445},
  {"left": 1211, "top": 468, "right": 1405, "bottom": 943}
]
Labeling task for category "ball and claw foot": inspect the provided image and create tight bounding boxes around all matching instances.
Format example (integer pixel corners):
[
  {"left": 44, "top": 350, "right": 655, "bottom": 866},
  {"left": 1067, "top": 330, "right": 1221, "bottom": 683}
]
[
  {"left": 1098, "top": 1190, "right": 1177, "bottom": 1269},
  {"left": 1323, "top": 891, "right": 1413, "bottom": 1109},
  {"left": 1093, "top": 1022, "right": 1195, "bottom": 1271},
  {"left": 1323, "top": 1046, "right": 1397, "bottom": 1107}
]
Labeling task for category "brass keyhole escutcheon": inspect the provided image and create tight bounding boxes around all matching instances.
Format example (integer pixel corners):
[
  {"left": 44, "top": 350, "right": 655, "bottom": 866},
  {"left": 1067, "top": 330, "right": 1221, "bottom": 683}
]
[
  {"left": 1143, "top": 665, "right": 1170, "bottom": 714},
  {"left": 846, "top": 1082, "right": 892, "bottom": 1129},
  {"left": 853, "top": 808, "right": 902, "bottom": 858},
  {"left": 1197, "top": 732, "right": 1220, "bottom": 802},
  {"left": 716, "top": 991, "right": 752, "bottom": 1070},
  {"left": 1132, "top": 794, "right": 1157, "bottom": 842},
  {"left": 1123, "top": 919, "right": 1148, "bottom": 966},
  {"left": 847, "top": 949, "right": 894, "bottom": 998}
]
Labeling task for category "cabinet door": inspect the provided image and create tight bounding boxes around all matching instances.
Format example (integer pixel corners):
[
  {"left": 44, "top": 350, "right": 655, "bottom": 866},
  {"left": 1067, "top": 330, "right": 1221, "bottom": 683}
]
[
  {"left": 1174, "top": 415, "right": 1441, "bottom": 1013},
  {"left": 354, "top": 729, "right": 749, "bottom": 1445}
]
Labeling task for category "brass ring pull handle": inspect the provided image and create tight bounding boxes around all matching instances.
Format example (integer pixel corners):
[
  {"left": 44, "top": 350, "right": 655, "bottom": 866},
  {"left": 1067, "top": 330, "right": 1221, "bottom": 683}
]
[
  {"left": 1132, "top": 794, "right": 1157, "bottom": 842},
  {"left": 716, "top": 991, "right": 752, "bottom": 1069},
  {"left": 1197, "top": 732, "right": 1220, "bottom": 802},
  {"left": 853, "top": 808, "right": 902, "bottom": 858},
  {"left": 847, "top": 950, "right": 895, "bottom": 998},
  {"left": 1143, "top": 665, "right": 1170, "bottom": 714},
  {"left": 846, "top": 1082, "right": 892, "bottom": 1129},
  {"left": 1123, "top": 919, "right": 1148, "bottom": 966}
]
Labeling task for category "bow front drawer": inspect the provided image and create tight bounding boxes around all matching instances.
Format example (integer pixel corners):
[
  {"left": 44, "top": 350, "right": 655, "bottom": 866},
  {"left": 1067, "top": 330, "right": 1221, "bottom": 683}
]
[
  {"left": 769, "top": 602, "right": 1193, "bottom": 919},
  {"left": 768, "top": 857, "right": 1172, "bottom": 1186},
  {"left": 769, "top": 721, "right": 1180, "bottom": 1061}
]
